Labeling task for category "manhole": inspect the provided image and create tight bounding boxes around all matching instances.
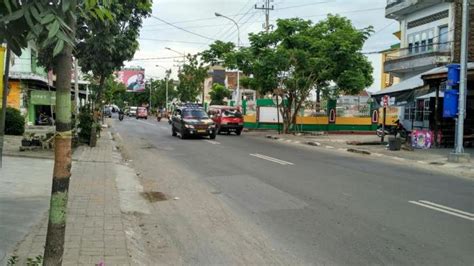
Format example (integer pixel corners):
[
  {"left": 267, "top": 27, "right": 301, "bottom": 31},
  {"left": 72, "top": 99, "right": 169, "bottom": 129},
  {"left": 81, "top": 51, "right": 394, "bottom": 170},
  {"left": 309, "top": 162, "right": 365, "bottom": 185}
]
[
  {"left": 140, "top": 191, "right": 168, "bottom": 202},
  {"left": 429, "top": 161, "right": 445, "bottom": 165}
]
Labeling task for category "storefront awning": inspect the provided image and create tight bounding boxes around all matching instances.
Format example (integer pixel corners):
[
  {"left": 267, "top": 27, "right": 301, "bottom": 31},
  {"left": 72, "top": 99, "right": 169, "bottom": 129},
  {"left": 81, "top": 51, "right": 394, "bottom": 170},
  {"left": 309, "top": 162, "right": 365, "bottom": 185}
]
[{"left": 372, "top": 74, "right": 424, "bottom": 96}]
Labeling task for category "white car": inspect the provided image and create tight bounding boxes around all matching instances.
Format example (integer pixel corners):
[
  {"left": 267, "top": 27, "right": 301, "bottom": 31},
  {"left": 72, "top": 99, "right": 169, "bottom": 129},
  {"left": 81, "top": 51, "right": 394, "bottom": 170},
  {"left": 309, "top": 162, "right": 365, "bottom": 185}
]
[{"left": 129, "top": 106, "right": 138, "bottom": 117}]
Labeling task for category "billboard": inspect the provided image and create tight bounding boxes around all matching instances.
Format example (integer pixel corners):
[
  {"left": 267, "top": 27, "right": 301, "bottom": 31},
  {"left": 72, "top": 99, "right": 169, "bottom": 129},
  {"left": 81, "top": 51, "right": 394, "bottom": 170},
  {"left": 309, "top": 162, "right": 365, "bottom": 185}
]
[{"left": 117, "top": 69, "right": 146, "bottom": 92}]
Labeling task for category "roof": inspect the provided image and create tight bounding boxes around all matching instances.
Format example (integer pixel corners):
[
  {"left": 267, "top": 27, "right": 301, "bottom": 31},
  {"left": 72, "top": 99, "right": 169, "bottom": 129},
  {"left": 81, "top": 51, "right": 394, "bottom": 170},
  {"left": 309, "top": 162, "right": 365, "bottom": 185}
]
[
  {"left": 421, "top": 62, "right": 474, "bottom": 78},
  {"left": 372, "top": 73, "right": 425, "bottom": 96},
  {"left": 373, "top": 62, "right": 474, "bottom": 97}
]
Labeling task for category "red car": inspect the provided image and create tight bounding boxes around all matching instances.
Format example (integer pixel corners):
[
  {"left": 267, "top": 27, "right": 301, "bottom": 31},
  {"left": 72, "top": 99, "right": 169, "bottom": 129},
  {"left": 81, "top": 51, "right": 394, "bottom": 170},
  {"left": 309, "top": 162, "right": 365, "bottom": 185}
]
[
  {"left": 136, "top": 107, "right": 148, "bottom": 119},
  {"left": 208, "top": 106, "right": 244, "bottom": 135}
]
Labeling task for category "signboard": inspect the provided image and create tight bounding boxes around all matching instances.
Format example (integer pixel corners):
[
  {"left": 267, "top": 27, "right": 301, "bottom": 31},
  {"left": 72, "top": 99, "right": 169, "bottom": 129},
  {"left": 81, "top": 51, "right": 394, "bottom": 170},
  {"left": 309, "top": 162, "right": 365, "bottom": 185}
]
[
  {"left": 272, "top": 94, "right": 283, "bottom": 105},
  {"left": 258, "top": 106, "right": 283, "bottom": 123},
  {"left": 117, "top": 69, "right": 146, "bottom": 92},
  {"left": 31, "top": 90, "right": 56, "bottom": 105}
]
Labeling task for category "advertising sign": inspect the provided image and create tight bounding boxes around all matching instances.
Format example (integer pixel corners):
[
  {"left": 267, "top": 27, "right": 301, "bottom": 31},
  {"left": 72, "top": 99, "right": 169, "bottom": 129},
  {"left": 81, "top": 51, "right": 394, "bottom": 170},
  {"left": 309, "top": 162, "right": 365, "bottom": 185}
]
[{"left": 117, "top": 69, "right": 146, "bottom": 92}]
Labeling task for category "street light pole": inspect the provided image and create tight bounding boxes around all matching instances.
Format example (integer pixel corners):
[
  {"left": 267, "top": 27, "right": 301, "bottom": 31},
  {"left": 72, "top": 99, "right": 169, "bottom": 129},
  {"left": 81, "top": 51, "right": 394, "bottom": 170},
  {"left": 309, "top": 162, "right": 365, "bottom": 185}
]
[
  {"left": 215, "top": 12, "right": 241, "bottom": 107},
  {"left": 156, "top": 65, "right": 172, "bottom": 112},
  {"left": 450, "top": 0, "right": 471, "bottom": 162}
]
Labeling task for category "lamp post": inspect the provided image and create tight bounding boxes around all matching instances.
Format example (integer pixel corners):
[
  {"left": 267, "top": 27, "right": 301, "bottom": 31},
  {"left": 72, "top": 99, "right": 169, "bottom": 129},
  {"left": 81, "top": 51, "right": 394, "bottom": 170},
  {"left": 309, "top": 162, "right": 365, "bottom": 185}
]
[
  {"left": 215, "top": 12, "right": 241, "bottom": 107},
  {"left": 156, "top": 65, "right": 172, "bottom": 112},
  {"left": 165, "top": 47, "right": 186, "bottom": 68}
]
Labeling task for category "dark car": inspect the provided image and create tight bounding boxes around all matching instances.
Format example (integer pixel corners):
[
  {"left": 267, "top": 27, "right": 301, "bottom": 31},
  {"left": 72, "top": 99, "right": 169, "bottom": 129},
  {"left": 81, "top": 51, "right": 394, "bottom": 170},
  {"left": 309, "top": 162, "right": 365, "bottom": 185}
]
[{"left": 171, "top": 106, "right": 217, "bottom": 139}]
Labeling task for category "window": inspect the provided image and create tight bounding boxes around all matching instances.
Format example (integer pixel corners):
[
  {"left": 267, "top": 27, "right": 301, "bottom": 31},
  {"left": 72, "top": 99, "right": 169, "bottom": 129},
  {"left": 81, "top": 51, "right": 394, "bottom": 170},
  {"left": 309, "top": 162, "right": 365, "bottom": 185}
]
[
  {"left": 415, "top": 100, "right": 424, "bottom": 121},
  {"left": 420, "top": 40, "right": 426, "bottom": 52},
  {"left": 414, "top": 42, "right": 419, "bottom": 53},
  {"left": 408, "top": 43, "right": 413, "bottom": 54},
  {"left": 428, "top": 30, "right": 434, "bottom": 51},
  {"left": 423, "top": 100, "right": 430, "bottom": 121},
  {"left": 439, "top": 25, "right": 449, "bottom": 50}
]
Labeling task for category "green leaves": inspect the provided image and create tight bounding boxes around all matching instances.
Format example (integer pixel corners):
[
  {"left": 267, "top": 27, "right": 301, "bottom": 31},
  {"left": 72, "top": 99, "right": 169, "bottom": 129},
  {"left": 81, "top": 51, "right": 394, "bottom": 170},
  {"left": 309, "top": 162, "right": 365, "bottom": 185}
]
[{"left": 53, "top": 40, "right": 65, "bottom": 57}]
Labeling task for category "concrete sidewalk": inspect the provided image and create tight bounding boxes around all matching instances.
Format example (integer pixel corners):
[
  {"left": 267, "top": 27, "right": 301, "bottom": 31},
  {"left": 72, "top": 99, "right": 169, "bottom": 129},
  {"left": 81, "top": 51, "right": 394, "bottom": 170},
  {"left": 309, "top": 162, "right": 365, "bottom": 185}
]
[
  {"left": 0, "top": 156, "right": 53, "bottom": 265},
  {"left": 9, "top": 130, "right": 147, "bottom": 265},
  {"left": 246, "top": 131, "right": 474, "bottom": 178}
]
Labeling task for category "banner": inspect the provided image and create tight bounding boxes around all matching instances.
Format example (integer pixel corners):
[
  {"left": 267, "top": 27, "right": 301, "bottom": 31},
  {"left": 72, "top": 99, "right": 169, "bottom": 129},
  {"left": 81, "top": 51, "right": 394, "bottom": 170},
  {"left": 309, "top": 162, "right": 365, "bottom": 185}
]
[
  {"left": 117, "top": 69, "right": 146, "bottom": 92},
  {"left": 0, "top": 47, "right": 5, "bottom": 107}
]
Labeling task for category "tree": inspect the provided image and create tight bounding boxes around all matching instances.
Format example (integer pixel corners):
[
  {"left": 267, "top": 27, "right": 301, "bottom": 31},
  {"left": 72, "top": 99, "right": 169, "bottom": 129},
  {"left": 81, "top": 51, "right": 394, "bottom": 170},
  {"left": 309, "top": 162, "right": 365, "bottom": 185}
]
[
  {"left": 1, "top": 1, "right": 113, "bottom": 264},
  {"left": 203, "top": 16, "right": 373, "bottom": 133},
  {"left": 177, "top": 54, "right": 208, "bottom": 103},
  {"left": 150, "top": 78, "right": 177, "bottom": 108},
  {"left": 209, "top": 83, "right": 231, "bottom": 105},
  {"left": 75, "top": 0, "right": 152, "bottom": 102}
]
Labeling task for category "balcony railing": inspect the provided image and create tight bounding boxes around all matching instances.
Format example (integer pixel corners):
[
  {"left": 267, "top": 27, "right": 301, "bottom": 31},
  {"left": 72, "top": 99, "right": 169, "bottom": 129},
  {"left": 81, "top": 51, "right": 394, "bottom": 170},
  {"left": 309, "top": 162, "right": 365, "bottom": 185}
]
[{"left": 385, "top": 42, "right": 451, "bottom": 62}]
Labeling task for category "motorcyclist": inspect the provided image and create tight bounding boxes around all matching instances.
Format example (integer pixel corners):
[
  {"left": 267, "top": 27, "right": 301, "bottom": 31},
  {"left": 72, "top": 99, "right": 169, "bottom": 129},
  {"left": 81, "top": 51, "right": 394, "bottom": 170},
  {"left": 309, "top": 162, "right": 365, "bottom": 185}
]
[{"left": 118, "top": 108, "right": 124, "bottom": 121}]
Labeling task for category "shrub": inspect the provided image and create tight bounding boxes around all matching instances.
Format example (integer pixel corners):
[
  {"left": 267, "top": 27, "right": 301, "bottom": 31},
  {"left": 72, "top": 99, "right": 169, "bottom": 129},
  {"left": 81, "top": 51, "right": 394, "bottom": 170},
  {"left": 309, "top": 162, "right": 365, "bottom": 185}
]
[
  {"left": 5, "top": 107, "right": 25, "bottom": 135},
  {"left": 77, "top": 105, "right": 101, "bottom": 145}
]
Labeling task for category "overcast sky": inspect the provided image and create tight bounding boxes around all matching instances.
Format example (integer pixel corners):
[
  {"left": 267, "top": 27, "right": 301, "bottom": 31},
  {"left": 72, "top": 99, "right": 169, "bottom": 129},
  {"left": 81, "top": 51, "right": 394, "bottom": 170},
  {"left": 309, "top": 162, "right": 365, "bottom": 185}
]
[{"left": 125, "top": 0, "right": 400, "bottom": 92}]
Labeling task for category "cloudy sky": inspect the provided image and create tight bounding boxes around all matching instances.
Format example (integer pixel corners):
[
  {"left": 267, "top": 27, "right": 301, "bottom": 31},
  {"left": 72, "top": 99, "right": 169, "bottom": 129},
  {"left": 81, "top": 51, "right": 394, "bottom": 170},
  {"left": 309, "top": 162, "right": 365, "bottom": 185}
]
[{"left": 126, "top": 0, "right": 400, "bottom": 92}]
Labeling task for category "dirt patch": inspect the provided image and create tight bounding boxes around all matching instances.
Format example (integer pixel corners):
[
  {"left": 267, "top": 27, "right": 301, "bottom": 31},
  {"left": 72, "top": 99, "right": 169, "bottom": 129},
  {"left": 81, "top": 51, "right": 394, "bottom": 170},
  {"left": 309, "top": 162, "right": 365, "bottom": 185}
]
[
  {"left": 140, "top": 191, "right": 168, "bottom": 202},
  {"left": 141, "top": 144, "right": 156, "bottom": 149}
]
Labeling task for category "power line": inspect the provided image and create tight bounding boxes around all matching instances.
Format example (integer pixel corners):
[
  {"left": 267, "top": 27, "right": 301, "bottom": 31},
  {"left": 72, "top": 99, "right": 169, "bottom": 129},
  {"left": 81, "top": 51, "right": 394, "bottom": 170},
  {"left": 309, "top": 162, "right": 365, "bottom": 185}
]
[
  {"left": 276, "top": 1, "right": 332, "bottom": 11},
  {"left": 150, "top": 15, "right": 216, "bottom": 41},
  {"left": 139, "top": 38, "right": 209, "bottom": 45},
  {"left": 131, "top": 56, "right": 185, "bottom": 61}
]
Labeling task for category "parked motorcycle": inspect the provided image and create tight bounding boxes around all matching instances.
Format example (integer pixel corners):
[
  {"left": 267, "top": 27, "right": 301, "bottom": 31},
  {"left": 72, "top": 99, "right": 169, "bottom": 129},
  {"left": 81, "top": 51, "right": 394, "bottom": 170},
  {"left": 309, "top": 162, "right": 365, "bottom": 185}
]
[
  {"left": 118, "top": 111, "right": 124, "bottom": 121},
  {"left": 376, "top": 119, "right": 408, "bottom": 139}
]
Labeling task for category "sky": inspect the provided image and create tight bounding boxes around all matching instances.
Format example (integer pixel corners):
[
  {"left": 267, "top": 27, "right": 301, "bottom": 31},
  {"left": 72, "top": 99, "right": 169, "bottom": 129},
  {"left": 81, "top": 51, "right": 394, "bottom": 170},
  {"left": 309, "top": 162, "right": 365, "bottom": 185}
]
[{"left": 125, "top": 0, "right": 400, "bottom": 92}]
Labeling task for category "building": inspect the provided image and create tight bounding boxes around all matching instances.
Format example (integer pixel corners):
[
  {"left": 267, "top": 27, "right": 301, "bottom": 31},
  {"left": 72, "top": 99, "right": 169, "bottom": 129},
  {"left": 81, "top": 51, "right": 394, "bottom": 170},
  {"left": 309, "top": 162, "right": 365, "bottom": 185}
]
[
  {"left": 4, "top": 43, "right": 88, "bottom": 125},
  {"left": 202, "top": 66, "right": 256, "bottom": 107},
  {"left": 373, "top": 0, "right": 474, "bottom": 146}
]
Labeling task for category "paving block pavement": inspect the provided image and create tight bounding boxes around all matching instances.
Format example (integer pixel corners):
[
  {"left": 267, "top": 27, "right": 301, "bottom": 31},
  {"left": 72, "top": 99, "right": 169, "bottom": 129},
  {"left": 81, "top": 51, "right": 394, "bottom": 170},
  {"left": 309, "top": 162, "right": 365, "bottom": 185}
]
[{"left": 10, "top": 131, "right": 138, "bottom": 265}]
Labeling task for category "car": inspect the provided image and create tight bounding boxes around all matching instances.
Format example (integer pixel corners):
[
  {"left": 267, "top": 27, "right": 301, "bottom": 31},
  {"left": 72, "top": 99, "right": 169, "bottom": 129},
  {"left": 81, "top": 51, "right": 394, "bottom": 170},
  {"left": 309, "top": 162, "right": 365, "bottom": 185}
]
[
  {"left": 208, "top": 106, "right": 244, "bottom": 135},
  {"left": 103, "top": 106, "right": 112, "bottom": 118},
  {"left": 171, "top": 106, "right": 217, "bottom": 139},
  {"left": 136, "top": 107, "right": 148, "bottom": 119},
  {"left": 129, "top": 106, "right": 138, "bottom": 117}
]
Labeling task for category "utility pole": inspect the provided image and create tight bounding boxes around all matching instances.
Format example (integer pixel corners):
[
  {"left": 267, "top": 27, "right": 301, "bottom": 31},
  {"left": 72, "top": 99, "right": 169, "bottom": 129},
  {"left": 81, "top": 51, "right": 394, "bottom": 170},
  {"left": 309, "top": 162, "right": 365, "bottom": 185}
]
[
  {"left": 450, "top": 0, "right": 471, "bottom": 162},
  {"left": 0, "top": 47, "right": 11, "bottom": 169},
  {"left": 255, "top": 0, "right": 274, "bottom": 32}
]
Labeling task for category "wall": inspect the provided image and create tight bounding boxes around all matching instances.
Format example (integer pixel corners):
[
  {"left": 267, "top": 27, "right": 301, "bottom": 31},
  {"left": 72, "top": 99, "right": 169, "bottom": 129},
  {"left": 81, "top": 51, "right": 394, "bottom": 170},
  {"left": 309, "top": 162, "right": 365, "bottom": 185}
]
[
  {"left": 6, "top": 81, "right": 22, "bottom": 109},
  {"left": 402, "top": 2, "right": 453, "bottom": 47},
  {"left": 452, "top": 1, "right": 474, "bottom": 63}
]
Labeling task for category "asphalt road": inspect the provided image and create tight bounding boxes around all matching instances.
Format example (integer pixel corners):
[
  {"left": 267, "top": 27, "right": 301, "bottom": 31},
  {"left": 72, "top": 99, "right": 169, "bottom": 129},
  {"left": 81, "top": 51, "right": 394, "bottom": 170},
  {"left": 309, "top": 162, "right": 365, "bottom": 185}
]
[{"left": 112, "top": 116, "right": 474, "bottom": 265}]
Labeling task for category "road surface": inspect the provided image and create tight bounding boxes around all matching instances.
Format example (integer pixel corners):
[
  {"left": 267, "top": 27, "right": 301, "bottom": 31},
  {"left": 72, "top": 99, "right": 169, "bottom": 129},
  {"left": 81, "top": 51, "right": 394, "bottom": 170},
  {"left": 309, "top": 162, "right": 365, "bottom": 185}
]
[{"left": 111, "top": 117, "right": 474, "bottom": 265}]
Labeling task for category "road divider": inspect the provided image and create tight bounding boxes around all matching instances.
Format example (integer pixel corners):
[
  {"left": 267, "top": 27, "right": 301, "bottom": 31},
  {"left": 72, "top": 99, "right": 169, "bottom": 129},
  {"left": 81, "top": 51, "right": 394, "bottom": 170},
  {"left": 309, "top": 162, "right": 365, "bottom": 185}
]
[
  {"left": 250, "top": 153, "right": 294, "bottom": 165},
  {"left": 409, "top": 200, "right": 474, "bottom": 221}
]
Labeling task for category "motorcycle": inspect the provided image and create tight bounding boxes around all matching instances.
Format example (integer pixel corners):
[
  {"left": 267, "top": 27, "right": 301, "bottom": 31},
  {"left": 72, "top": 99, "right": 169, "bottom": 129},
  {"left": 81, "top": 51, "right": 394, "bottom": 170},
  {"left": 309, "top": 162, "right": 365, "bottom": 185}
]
[
  {"left": 157, "top": 112, "right": 162, "bottom": 122},
  {"left": 376, "top": 119, "right": 408, "bottom": 139},
  {"left": 118, "top": 111, "right": 124, "bottom": 121}
]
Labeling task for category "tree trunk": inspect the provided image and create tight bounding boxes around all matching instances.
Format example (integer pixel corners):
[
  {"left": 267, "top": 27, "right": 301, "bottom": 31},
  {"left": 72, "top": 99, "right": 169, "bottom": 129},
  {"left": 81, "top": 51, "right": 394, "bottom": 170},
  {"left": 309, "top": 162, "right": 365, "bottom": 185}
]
[
  {"left": 316, "top": 88, "right": 321, "bottom": 112},
  {"left": 43, "top": 15, "right": 75, "bottom": 266}
]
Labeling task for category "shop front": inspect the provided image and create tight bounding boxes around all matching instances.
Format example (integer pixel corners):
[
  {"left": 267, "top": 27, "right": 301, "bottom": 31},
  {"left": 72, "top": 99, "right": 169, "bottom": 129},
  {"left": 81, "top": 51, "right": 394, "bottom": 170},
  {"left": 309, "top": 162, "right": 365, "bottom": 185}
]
[{"left": 28, "top": 90, "right": 56, "bottom": 125}]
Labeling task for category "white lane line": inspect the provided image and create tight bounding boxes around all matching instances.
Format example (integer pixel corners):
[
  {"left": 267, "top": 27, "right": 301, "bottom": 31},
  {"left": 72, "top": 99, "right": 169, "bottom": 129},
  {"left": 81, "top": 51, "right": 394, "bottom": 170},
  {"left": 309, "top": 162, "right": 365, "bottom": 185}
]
[
  {"left": 136, "top": 120, "right": 157, "bottom": 127},
  {"left": 419, "top": 200, "right": 474, "bottom": 217},
  {"left": 409, "top": 200, "right": 474, "bottom": 221},
  {"left": 250, "top": 153, "right": 294, "bottom": 165},
  {"left": 325, "top": 145, "right": 334, "bottom": 149},
  {"left": 204, "top": 140, "right": 220, "bottom": 145}
]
